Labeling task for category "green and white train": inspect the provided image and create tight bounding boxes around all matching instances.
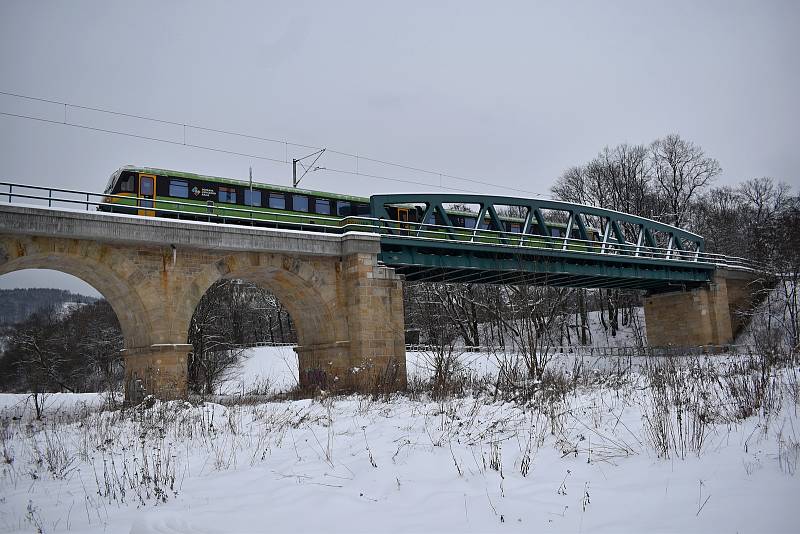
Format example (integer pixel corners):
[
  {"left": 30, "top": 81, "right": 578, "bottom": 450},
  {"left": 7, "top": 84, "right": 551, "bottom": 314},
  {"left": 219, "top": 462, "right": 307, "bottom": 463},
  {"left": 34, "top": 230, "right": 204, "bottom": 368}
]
[{"left": 101, "top": 166, "right": 598, "bottom": 245}]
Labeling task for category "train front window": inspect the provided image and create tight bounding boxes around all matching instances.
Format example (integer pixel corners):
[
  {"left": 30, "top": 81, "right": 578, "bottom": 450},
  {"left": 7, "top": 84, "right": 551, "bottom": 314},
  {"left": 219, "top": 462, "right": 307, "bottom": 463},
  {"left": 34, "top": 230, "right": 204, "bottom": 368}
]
[
  {"left": 269, "top": 192, "right": 285, "bottom": 209},
  {"left": 120, "top": 174, "right": 135, "bottom": 193},
  {"left": 245, "top": 189, "right": 261, "bottom": 207},
  {"left": 219, "top": 186, "right": 237, "bottom": 203},
  {"left": 336, "top": 200, "right": 351, "bottom": 216},
  {"left": 169, "top": 179, "right": 189, "bottom": 198},
  {"left": 315, "top": 198, "right": 331, "bottom": 215},
  {"left": 292, "top": 194, "right": 309, "bottom": 212}
]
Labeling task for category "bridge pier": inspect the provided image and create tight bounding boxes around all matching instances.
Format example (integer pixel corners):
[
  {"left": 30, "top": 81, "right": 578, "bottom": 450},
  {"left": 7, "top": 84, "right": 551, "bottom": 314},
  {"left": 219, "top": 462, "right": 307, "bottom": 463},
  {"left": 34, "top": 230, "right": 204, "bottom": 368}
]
[
  {"left": 292, "top": 252, "right": 406, "bottom": 392},
  {"left": 124, "top": 344, "right": 191, "bottom": 402},
  {"left": 644, "top": 269, "right": 764, "bottom": 347}
]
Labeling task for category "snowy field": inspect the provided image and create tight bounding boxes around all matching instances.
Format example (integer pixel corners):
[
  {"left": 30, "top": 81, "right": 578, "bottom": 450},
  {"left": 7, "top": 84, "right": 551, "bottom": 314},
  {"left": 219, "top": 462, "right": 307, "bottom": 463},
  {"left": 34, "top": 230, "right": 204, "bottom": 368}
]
[{"left": 1, "top": 347, "right": 798, "bottom": 533}]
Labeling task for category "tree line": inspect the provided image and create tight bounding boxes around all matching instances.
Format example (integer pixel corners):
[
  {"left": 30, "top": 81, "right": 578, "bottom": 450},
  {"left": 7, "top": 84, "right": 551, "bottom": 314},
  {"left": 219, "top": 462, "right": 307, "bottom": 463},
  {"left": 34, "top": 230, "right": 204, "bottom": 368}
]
[{"left": 0, "top": 288, "right": 96, "bottom": 326}]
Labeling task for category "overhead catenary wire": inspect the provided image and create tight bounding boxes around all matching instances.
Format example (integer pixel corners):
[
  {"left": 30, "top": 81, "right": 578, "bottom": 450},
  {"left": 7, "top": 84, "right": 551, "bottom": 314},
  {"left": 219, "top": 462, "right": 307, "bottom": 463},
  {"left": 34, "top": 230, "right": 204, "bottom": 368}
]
[
  {"left": 0, "top": 89, "right": 551, "bottom": 197},
  {"left": 0, "top": 109, "right": 487, "bottom": 193}
]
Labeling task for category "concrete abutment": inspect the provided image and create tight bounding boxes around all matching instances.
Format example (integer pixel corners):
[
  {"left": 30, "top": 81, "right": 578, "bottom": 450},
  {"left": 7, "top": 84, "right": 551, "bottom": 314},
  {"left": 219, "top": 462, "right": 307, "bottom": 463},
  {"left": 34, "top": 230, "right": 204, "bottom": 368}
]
[{"left": 644, "top": 269, "right": 765, "bottom": 347}]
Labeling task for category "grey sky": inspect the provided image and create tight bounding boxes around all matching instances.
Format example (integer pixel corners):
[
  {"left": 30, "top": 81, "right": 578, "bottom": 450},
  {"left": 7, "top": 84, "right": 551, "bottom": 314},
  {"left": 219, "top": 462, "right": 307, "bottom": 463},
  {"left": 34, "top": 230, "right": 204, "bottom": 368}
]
[{"left": 0, "top": 1, "right": 798, "bottom": 295}]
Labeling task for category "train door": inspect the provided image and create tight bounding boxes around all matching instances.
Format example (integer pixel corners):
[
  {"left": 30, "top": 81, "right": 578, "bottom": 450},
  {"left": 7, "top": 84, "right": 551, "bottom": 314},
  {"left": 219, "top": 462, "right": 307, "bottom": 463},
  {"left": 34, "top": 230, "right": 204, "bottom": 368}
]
[
  {"left": 397, "top": 207, "right": 410, "bottom": 233},
  {"left": 138, "top": 174, "right": 156, "bottom": 216}
]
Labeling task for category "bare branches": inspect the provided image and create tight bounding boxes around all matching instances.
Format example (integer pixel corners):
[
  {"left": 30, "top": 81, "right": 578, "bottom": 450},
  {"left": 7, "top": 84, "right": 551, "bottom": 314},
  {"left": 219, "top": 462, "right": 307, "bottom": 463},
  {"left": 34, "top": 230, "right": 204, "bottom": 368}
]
[
  {"left": 651, "top": 134, "right": 721, "bottom": 227},
  {"left": 188, "top": 279, "right": 297, "bottom": 395},
  {"left": 0, "top": 302, "right": 123, "bottom": 401}
]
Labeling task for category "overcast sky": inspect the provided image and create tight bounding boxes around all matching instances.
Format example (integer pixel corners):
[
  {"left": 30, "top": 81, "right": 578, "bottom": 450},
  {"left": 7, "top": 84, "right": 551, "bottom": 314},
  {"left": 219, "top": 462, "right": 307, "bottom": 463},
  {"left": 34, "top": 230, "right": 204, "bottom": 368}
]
[{"left": 0, "top": 0, "right": 798, "bottom": 296}]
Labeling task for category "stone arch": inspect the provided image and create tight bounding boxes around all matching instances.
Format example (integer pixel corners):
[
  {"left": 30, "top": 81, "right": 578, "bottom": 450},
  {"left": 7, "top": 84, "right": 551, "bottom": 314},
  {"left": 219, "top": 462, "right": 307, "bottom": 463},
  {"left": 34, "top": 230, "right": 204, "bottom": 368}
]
[
  {"left": 179, "top": 252, "right": 353, "bottom": 390},
  {"left": 0, "top": 236, "right": 154, "bottom": 350},
  {"left": 180, "top": 252, "right": 347, "bottom": 349}
]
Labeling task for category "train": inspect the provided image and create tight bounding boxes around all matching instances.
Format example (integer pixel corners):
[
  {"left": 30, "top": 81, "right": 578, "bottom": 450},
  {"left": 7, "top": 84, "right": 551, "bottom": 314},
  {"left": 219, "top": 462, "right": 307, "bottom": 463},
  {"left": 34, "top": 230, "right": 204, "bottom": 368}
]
[{"left": 101, "top": 166, "right": 599, "bottom": 246}]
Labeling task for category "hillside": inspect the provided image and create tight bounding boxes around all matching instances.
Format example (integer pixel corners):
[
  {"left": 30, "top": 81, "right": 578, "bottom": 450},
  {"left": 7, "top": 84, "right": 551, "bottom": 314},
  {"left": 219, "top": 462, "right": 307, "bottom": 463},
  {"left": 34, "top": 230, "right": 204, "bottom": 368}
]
[{"left": 0, "top": 288, "right": 97, "bottom": 326}]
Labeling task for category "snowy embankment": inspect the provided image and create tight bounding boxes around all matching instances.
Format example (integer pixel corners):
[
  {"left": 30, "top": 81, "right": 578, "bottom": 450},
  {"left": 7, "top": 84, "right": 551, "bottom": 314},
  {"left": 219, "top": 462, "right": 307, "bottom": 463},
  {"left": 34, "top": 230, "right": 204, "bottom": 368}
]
[{"left": 1, "top": 348, "right": 799, "bottom": 534}]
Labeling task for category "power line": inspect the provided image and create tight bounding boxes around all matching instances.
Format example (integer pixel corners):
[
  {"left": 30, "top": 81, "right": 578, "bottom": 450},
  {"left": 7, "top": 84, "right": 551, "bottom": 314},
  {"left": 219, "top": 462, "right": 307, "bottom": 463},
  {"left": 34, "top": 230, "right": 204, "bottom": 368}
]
[
  {"left": 0, "top": 89, "right": 552, "bottom": 197},
  {"left": 0, "top": 110, "right": 287, "bottom": 164}
]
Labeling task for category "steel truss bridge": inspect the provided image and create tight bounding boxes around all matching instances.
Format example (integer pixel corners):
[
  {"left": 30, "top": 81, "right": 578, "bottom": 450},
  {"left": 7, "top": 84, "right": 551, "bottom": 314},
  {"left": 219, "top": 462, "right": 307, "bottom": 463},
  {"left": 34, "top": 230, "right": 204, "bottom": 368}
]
[{"left": 1, "top": 183, "right": 758, "bottom": 291}]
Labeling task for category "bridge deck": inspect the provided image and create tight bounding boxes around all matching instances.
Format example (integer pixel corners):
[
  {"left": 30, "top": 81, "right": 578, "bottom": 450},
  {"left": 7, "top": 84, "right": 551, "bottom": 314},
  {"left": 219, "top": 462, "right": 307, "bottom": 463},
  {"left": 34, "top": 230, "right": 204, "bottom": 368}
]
[{"left": 379, "top": 236, "right": 713, "bottom": 290}]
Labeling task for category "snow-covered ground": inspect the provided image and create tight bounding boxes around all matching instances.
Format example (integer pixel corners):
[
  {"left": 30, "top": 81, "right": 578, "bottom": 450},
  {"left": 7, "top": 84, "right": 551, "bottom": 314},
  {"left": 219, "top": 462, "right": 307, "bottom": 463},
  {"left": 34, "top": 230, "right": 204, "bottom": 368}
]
[
  {"left": 1, "top": 347, "right": 798, "bottom": 533},
  {"left": 218, "top": 345, "right": 300, "bottom": 395}
]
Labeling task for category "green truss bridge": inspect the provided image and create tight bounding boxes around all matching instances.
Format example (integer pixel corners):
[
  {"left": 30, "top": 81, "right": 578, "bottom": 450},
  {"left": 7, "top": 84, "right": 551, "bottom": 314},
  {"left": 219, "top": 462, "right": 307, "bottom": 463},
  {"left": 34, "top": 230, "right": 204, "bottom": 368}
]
[{"left": 368, "top": 194, "right": 756, "bottom": 291}]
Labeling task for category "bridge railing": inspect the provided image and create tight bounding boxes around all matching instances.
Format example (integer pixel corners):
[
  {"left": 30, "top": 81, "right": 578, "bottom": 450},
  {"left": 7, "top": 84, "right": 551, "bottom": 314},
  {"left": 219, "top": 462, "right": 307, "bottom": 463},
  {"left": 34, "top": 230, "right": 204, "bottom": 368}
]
[
  {"left": 0, "top": 181, "right": 763, "bottom": 272},
  {"left": 342, "top": 216, "right": 763, "bottom": 272},
  {"left": 0, "top": 181, "right": 349, "bottom": 234}
]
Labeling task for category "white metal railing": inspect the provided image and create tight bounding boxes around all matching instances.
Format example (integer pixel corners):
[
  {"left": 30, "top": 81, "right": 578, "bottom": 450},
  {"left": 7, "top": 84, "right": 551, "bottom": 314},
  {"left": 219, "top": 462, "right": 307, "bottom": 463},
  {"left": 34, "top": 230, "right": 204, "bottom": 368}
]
[{"left": 0, "top": 181, "right": 764, "bottom": 272}]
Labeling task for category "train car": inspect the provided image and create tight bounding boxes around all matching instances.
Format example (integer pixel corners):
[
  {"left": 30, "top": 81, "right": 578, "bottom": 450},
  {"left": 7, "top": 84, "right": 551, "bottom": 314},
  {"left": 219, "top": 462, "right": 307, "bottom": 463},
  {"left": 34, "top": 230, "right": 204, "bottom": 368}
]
[
  {"left": 101, "top": 166, "right": 598, "bottom": 249},
  {"left": 101, "top": 166, "right": 371, "bottom": 229}
]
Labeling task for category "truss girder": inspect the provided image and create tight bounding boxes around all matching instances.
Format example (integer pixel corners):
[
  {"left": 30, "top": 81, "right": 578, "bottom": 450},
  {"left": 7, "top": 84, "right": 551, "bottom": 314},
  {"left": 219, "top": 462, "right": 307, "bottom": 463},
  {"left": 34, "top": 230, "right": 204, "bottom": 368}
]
[
  {"left": 370, "top": 194, "right": 705, "bottom": 257},
  {"left": 379, "top": 238, "right": 711, "bottom": 290}
]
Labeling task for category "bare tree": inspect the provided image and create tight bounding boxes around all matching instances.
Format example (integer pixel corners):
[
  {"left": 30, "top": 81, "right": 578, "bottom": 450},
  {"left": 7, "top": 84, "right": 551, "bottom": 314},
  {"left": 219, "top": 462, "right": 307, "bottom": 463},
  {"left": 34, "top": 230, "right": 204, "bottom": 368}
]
[
  {"left": 5, "top": 309, "right": 73, "bottom": 418},
  {"left": 651, "top": 134, "right": 721, "bottom": 227},
  {"left": 187, "top": 279, "right": 297, "bottom": 395},
  {"left": 692, "top": 185, "right": 748, "bottom": 256},
  {"left": 739, "top": 177, "right": 791, "bottom": 224}
]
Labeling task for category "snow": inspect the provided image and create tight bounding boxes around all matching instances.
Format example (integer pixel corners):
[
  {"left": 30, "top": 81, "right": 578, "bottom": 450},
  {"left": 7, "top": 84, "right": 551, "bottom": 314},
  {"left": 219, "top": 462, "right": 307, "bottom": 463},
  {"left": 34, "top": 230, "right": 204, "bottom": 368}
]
[
  {"left": 217, "top": 345, "right": 300, "bottom": 394},
  {"left": 56, "top": 301, "right": 87, "bottom": 318},
  {"left": 0, "top": 348, "right": 798, "bottom": 533},
  {"left": 0, "top": 391, "right": 109, "bottom": 418}
]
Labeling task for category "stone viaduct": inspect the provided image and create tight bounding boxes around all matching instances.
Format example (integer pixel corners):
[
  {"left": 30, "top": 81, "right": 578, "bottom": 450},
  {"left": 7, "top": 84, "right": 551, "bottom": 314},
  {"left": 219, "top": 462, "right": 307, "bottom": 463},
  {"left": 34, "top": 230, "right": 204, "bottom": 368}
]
[
  {"left": 0, "top": 204, "right": 762, "bottom": 401},
  {"left": 0, "top": 205, "right": 406, "bottom": 399}
]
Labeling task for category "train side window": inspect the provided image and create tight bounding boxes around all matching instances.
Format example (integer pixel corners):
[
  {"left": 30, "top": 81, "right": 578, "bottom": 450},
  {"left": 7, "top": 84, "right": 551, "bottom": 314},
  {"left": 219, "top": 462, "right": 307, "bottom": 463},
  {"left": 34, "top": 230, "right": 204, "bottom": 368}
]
[
  {"left": 315, "top": 198, "right": 331, "bottom": 215},
  {"left": 169, "top": 179, "right": 189, "bottom": 198},
  {"left": 510, "top": 223, "right": 521, "bottom": 233},
  {"left": 355, "top": 203, "right": 370, "bottom": 216},
  {"left": 120, "top": 175, "right": 135, "bottom": 193},
  {"left": 269, "top": 192, "right": 286, "bottom": 209},
  {"left": 464, "top": 216, "right": 477, "bottom": 229},
  {"left": 551, "top": 228, "right": 562, "bottom": 237},
  {"left": 336, "top": 200, "right": 351, "bottom": 216},
  {"left": 292, "top": 194, "right": 309, "bottom": 212},
  {"left": 244, "top": 189, "right": 262, "bottom": 207},
  {"left": 219, "top": 186, "right": 237, "bottom": 204},
  {"left": 424, "top": 212, "right": 435, "bottom": 224}
]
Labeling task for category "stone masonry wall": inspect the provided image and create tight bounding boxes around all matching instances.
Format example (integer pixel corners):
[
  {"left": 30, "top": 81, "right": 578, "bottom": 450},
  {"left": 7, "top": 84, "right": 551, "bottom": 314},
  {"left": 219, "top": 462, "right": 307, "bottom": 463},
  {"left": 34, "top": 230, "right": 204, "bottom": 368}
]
[
  {"left": 642, "top": 270, "right": 768, "bottom": 347},
  {"left": 0, "top": 229, "right": 408, "bottom": 401}
]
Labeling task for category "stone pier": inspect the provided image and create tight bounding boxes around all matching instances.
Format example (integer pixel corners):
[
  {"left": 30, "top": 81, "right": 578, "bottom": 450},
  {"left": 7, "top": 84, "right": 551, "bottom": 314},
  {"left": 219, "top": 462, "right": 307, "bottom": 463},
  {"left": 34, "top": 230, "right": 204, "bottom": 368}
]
[{"left": 644, "top": 268, "right": 765, "bottom": 347}]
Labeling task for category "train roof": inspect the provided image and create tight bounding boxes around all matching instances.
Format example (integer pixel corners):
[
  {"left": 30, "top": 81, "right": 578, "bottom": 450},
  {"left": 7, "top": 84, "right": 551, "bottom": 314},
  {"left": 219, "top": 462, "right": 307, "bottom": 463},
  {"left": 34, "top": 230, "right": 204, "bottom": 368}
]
[{"left": 107, "top": 166, "right": 371, "bottom": 203}]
